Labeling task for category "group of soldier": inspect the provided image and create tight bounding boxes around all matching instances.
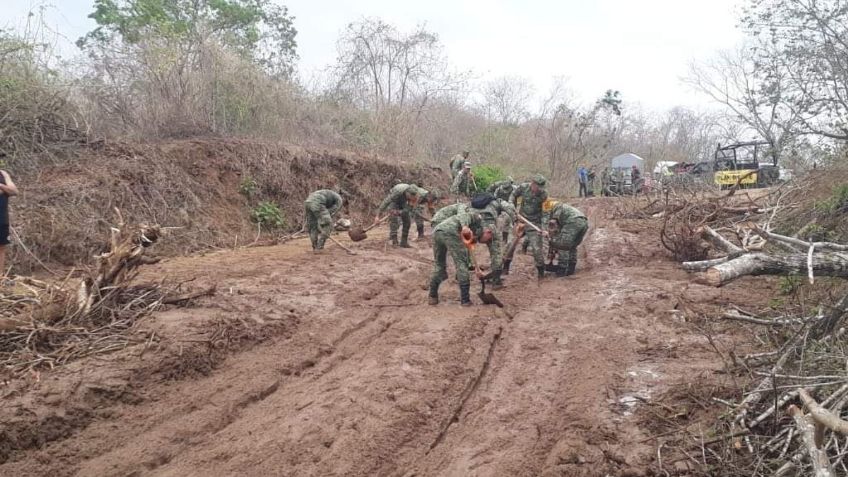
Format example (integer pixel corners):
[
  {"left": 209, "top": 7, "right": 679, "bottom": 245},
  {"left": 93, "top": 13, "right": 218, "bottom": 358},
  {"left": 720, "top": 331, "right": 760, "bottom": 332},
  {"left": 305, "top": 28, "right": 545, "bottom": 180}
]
[{"left": 302, "top": 150, "right": 589, "bottom": 306}]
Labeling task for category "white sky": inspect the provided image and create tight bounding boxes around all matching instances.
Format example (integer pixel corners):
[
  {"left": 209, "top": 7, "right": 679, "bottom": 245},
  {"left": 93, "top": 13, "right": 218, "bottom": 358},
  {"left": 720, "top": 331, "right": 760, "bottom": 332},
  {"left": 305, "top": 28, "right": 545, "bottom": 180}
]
[{"left": 4, "top": 0, "right": 744, "bottom": 110}]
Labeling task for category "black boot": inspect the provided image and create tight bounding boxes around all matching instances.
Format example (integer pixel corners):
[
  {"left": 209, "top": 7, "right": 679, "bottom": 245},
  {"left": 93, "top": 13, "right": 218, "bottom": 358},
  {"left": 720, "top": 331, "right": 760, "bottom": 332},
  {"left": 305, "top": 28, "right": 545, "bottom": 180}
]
[
  {"left": 459, "top": 284, "right": 472, "bottom": 306},
  {"left": 399, "top": 238, "right": 412, "bottom": 248},
  {"left": 555, "top": 264, "right": 568, "bottom": 277},
  {"left": 537, "top": 266, "right": 545, "bottom": 280},
  {"left": 567, "top": 257, "right": 577, "bottom": 276},
  {"left": 490, "top": 269, "right": 504, "bottom": 290},
  {"left": 417, "top": 225, "right": 425, "bottom": 240},
  {"left": 428, "top": 282, "right": 439, "bottom": 305},
  {"left": 502, "top": 259, "right": 511, "bottom": 275},
  {"left": 390, "top": 236, "right": 399, "bottom": 246}
]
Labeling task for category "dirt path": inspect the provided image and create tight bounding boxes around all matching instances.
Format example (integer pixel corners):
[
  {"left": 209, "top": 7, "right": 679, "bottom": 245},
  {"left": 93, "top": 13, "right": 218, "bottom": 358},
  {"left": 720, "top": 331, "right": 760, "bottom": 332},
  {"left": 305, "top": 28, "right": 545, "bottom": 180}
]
[{"left": 0, "top": 199, "right": 736, "bottom": 476}]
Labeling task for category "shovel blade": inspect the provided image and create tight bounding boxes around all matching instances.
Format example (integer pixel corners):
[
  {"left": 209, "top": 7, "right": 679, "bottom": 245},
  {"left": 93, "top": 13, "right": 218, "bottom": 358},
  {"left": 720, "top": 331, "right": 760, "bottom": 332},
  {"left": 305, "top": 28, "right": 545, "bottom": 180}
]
[
  {"left": 478, "top": 291, "right": 504, "bottom": 308},
  {"left": 348, "top": 227, "right": 367, "bottom": 242}
]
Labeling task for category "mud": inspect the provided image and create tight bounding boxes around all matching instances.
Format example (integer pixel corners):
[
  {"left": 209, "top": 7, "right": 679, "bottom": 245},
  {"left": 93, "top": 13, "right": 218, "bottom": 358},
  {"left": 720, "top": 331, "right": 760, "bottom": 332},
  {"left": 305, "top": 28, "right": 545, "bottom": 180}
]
[{"left": 0, "top": 198, "right": 765, "bottom": 476}]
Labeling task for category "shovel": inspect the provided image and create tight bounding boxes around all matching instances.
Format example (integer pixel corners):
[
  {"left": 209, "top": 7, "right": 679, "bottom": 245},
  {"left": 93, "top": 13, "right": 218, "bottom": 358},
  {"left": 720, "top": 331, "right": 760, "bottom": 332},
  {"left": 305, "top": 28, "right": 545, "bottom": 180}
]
[
  {"left": 478, "top": 273, "right": 504, "bottom": 307},
  {"left": 348, "top": 215, "right": 390, "bottom": 242},
  {"left": 463, "top": 234, "right": 502, "bottom": 307}
]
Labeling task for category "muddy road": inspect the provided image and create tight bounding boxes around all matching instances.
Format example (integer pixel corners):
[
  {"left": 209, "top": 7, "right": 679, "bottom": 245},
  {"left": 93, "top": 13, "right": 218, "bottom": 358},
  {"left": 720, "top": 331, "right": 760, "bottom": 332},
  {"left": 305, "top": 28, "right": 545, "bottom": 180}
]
[{"left": 0, "top": 199, "right": 741, "bottom": 476}]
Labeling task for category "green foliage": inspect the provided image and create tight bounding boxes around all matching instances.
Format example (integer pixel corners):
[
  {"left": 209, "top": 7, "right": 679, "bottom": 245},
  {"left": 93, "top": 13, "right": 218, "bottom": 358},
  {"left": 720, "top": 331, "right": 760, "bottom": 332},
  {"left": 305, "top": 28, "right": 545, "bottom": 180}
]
[
  {"left": 79, "top": 0, "right": 298, "bottom": 76},
  {"left": 472, "top": 164, "right": 507, "bottom": 192},
  {"left": 239, "top": 176, "right": 257, "bottom": 197},
  {"left": 815, "top": 184, "right": 848, "bottom": 215},
  {"left": 250, "top": 201, "right": 285, "bottom": 228},
  {"left": 778, "top": 275, "right": 801, "bottom": 296}
]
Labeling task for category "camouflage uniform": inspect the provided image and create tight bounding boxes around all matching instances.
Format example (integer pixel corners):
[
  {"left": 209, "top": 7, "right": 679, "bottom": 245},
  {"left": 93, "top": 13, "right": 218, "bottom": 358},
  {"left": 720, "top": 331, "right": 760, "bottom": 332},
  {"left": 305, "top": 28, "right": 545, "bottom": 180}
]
[
  {"left": 429, "top": 212, "right": 485, "bottom": 306},
  {"left": 548, "top": 202, "right": 588, "bottom": 276},
  {"left": 412, "top": 186, "right": 438, "bottom": 239},
  {"left": 378, "top": 183, "right": 419, "bottom": 247},
  {"left": 304, "top": 190, "right": 343, "bottom": 251},
  {"left": 509, "top": 175, "right": 549, "bottom": 277},
  {"left": 451, "top": 168, "right": 478, "bottom": 198},
  {"left": 449, "top": 153, "right": 468, "bottom": 180},
  {"left": 471, "top": 198, "right": 515, "bottom": 288},
  {"left": 431, "top": 203, "right": 468, "bottom": 227},
  {"left": 486, "top": 178, "right": 516, "bottom": 242}
]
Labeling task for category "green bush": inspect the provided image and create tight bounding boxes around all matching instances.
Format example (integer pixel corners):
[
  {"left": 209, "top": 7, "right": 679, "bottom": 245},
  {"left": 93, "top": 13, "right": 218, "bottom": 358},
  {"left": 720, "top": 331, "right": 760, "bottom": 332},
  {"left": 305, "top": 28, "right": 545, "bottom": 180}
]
[
  {"left": 250, "top": 201, "right": 286, "bottom": 228},
  {"left": 239, "top": 176, "right": 258, "bottom": 198},
  {"left": 472, "top": 164, "right": 507, "bottom": 192}
]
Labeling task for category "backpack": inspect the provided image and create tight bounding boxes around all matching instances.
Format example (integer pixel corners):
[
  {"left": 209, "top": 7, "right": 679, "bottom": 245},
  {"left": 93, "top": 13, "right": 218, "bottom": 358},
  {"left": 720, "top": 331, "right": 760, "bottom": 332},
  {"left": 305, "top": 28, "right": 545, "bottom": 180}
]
[{"left": 471, "top": 192, "right": 496, "bottom": 209}]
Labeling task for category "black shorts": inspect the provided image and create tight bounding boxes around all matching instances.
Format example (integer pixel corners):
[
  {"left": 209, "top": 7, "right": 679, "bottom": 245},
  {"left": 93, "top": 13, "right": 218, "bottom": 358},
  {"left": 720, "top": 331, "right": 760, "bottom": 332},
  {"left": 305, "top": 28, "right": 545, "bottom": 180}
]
[{"left": 0, "top": 224, "right": 9, "bottom": 246}]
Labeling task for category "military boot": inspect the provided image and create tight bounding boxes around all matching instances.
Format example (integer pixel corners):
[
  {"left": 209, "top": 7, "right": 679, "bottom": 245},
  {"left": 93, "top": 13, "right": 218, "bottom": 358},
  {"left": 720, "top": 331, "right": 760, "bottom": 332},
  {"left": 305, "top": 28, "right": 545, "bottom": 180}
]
[
  {"left": 555, "top": 264, "right": 568, "bottom": 277},
  {"left": 400, "top": 230, "right": 412, "bottom": 248},
  {"left": 501, "top": 259, "right": 512, "bottom": 275},
  {"left": 459, "top": 284, "right": 472, "bottom": 306},
  {"left": 536, "top": 266, "right": 545, "bottom": 280},
  {"left": 390, "top": 236, "right": 399, "bottom": 246},
  {"left": 428, "top": 283, "right": 439, "bottom": 305},
  {"left": 567, "top": 257, "right": 578, "bottom": 276},
  {"left": 417, "top": 225, "right": 425, "bottom": 240},
  {"left": 490, "top": 270, "right": 505, "bottom": 290}
]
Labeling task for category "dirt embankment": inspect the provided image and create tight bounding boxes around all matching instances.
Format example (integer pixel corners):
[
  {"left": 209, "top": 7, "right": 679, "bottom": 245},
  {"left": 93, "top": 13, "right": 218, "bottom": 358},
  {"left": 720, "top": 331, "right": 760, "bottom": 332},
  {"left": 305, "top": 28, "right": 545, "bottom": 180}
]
[{"left": 10, "top": 138, "right": 442, "bottom": 273}]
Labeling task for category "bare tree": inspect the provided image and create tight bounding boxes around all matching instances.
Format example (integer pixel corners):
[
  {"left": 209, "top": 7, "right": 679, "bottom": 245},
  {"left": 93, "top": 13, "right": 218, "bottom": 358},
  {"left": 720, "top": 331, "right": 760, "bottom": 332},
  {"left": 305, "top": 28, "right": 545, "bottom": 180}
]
[
  {"left": 686, "top": 44, "right": 802, "bottom": 163},
  {"left": 483, "top": 75, "right": 534, "bottom": 126}
]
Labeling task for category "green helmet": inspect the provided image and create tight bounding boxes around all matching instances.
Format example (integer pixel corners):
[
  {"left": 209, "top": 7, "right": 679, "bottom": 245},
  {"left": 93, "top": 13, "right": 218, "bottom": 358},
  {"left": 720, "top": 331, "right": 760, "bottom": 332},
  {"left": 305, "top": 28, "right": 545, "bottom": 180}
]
[{"left": 533, "top": 174, "right": 547, "bottom": 186}]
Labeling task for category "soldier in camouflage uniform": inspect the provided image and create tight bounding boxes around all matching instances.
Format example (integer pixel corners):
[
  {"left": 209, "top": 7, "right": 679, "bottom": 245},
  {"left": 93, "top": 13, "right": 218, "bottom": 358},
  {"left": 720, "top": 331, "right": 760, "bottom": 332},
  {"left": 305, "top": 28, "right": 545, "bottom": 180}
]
[
  {"left": 449, "top": 151, "right": 470, "bottom": 180},
  {"left": 428, "top": 211, "right": 493, "bottom": 306},
  {"left": 304, "top": 189, "right": 343, "bottom": 252},
  {"left": 430, "top": 202, "right": 468, "bottom": 227},
  {"left": 547, "top": 201, "right": 588, "bottom": 276},
  {"left": 413, "top": 186, "right": 441, "bottom": 240},
  {"left": 471, "top": 195, "right": 515, "bottom": 290},
  {"left": 508, "top": 174, "right": 549, "bottom": 279},
  {"left": 451, "top": 162, "right": 478, "bottom": 199},
  {"left": 376, "top": 183, "right": 419, "bottom": 248},
  {"left": 486, "top": 177, "right": 516, "bottom": 242}
]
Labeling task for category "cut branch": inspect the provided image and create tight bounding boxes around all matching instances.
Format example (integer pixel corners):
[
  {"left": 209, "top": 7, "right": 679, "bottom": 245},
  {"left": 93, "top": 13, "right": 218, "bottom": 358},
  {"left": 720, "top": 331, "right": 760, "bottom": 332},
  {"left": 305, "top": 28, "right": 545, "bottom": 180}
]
[{"left": 788, "top": 405, "right": 835, "bottom": 477}]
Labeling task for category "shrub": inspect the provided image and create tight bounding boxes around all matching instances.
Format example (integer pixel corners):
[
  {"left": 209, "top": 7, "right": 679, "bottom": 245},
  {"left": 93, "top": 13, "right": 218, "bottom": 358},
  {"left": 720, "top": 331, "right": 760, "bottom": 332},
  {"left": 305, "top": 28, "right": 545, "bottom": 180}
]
[
  {"left": 250, "top": 201, "right": 285, "bottom": 228},
  {"left": 472, "top": 164, "right": 507, "bottom": 192},
  {"left": 239, "top": 177, "right": 258, "bottom": 198}
]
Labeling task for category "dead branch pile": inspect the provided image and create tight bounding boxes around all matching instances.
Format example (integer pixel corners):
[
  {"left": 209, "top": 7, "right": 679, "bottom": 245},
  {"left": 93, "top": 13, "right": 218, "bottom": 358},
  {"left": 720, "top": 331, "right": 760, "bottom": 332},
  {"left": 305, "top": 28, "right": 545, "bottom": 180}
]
[
  {"left": 671, "top": 302, "right": 848, "bottom": 476},
  {"left": 0, "top": 211, "right": 211, "bottom": 378}
]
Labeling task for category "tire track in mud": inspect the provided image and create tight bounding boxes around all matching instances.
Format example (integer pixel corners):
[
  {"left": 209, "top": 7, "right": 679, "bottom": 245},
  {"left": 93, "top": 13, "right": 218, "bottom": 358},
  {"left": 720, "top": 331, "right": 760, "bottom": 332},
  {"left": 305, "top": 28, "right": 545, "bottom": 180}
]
[{"left": 427, "top": 324, "right": 504, "bottom": 453}]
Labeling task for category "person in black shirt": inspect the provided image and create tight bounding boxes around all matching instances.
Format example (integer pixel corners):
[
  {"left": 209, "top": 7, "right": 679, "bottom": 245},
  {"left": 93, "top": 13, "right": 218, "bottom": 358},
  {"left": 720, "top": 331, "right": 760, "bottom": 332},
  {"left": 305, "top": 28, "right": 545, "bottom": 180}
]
[{"left": 0, "top": 169, "right": 19, "bottom": 279}]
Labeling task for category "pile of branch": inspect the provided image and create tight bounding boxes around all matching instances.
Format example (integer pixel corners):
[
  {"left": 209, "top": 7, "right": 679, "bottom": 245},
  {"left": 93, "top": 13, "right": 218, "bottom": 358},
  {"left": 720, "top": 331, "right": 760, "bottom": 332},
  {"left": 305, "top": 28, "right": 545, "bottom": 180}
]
[
  {"left": 0, "top": 211, "right": 213, "bottom": 377},
  {"left": 686, "top": 306, "right": 848, "bottom": 476}
]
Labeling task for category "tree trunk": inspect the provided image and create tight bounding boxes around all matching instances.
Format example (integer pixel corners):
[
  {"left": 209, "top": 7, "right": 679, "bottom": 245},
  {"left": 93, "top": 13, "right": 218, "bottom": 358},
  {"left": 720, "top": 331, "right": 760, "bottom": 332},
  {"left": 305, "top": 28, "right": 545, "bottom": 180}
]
[{"left": 700, "top": 251, "right": 848, "bottom": 287}]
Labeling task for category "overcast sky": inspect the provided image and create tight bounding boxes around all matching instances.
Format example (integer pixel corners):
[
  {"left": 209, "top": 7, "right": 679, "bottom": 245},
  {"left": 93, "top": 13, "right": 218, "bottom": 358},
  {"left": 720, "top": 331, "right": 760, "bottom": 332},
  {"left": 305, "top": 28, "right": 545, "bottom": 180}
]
[{"left": 4, "top": 0, "right": 744, "bottom": 110}]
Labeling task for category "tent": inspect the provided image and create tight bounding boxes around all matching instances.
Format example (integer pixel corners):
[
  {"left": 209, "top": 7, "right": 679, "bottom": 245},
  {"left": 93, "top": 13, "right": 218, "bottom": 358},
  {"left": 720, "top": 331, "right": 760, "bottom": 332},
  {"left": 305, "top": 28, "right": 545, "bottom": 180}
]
[{"left": 611, "top": 153, "right": 645, "bottom": 170}]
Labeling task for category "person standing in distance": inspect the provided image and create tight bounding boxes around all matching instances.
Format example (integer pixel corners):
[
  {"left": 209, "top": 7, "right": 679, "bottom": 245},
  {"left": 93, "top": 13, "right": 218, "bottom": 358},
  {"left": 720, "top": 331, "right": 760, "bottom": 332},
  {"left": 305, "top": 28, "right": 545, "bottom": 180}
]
[{"left": 0, "top": 168, "right": 19, "bottom": 278}]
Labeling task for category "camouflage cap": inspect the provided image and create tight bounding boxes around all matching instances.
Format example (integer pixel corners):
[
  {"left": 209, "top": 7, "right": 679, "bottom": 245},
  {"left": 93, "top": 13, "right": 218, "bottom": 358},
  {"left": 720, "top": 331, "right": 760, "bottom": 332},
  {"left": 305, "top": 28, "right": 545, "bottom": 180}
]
[
  {"left": 506, "top": 176, "right": 514, "bottom": 183},
  {"left": 405, "top": 185, "right": 419, "bottom": 195},
  {"left": 463, "top": 161, "right": 471, "bottom": 168},
  {"left": 532, "top": 174, "right": 547, "bottom": 186}
]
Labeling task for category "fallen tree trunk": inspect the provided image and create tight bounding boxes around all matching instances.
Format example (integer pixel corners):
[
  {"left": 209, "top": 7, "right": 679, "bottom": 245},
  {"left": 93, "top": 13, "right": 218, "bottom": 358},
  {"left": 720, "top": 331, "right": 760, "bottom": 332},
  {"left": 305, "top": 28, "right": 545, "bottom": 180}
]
[
  {"left": 694, "top": 251, "right": 848, "bottom": 287},
  {"left": 799, "top": 389, "right": 848, "bottom": 435},
  {"left": 788, "top": 405, "right": 835, "bottom": 477}
]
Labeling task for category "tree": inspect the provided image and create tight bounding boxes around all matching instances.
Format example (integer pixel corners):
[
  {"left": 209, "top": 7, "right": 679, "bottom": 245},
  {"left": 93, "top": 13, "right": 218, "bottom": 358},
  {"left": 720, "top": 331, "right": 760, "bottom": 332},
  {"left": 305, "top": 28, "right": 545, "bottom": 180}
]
[
  {"left": 741, "top": 0, "right": 848, "bottom": 140},
  {"left": 75, "top": 0, "right": 298, "bottom": 136},
  {"left": 79, "top": 0, "right": 297, "bottom": 77},
  {"left": 483, "top": 75, "right": 534, "bottom": 126},
  {"left": 686, "top": 44, "right": 801, "bottom": 163}
]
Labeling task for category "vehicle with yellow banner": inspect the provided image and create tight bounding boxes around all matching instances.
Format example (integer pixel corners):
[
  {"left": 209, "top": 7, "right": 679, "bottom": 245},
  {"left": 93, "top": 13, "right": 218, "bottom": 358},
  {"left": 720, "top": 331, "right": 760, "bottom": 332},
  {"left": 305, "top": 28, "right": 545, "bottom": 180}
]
[{"left": 712, "top": 141, "right": 780, "bottom": 189}]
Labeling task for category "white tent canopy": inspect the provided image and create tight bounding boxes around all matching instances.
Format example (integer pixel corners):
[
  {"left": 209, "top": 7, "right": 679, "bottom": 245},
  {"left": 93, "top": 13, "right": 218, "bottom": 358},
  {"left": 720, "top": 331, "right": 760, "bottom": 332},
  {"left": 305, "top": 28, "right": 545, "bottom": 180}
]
[{"left": 611, "top": 153, "right": 645, "bottom": 170}]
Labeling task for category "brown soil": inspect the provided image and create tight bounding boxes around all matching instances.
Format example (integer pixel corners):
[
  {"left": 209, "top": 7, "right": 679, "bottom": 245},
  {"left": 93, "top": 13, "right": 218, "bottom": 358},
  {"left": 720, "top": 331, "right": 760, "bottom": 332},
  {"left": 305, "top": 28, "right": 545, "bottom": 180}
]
[
  {"left": 0, "top": 198, "right": 766, "bottom": 477},
  {"left": 11, "top": 138, "right": 442, "bottom": 274}
]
